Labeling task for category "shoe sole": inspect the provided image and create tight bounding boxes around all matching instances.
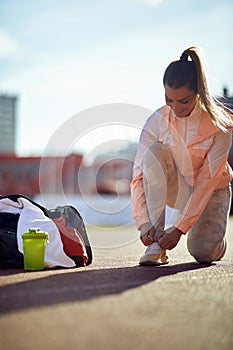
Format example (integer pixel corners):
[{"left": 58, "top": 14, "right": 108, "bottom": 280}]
[
  {"left": 139, "top": 260, "right": 161, "bottom": 266},
  {"left": 139, "top": 259, "right": 169, "bottom": 266},
  {"left": 139, "top": 250, "right": 169, "bottom": 266}
]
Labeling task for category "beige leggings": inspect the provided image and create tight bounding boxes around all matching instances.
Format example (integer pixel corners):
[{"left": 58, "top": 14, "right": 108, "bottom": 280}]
[{"left": 143, "top": 143, "right": 232, "bottom": 263}]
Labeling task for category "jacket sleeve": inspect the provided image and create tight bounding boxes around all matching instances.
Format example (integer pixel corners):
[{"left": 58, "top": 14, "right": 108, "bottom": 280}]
[
  {"left": 130, "top": 114, "right": 160, "bottom": 230},
  {"left": 175, "top": 130, "right": 233, "bottom": 233}
]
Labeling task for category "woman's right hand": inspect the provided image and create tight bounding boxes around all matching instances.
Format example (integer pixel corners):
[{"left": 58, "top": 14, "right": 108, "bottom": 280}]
[{"left": 140, "top": 222, "right": 155, "bottom": 246}]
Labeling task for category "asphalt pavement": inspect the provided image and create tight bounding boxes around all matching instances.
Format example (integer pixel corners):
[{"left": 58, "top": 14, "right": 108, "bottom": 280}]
[{"left": 1, "top": 218, "right": 233, "bottom": 350}]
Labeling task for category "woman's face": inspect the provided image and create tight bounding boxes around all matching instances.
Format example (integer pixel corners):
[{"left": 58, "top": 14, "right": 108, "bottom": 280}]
[{"left": 165, "top": 85, "right": 197, "bottom": 118}]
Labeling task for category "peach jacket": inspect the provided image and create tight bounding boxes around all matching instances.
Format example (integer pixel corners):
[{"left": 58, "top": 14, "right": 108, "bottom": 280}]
[{"left": 131, "top": 102, "right": 233, "bottom": 233}]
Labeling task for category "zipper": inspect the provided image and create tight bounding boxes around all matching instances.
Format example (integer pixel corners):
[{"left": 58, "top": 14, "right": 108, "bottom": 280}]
[{"left": 181, "top": 118, "right": 188, "bottom": 174}]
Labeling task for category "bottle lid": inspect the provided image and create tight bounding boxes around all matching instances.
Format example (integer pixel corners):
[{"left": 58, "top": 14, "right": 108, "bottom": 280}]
[
  {"left": 29, "top": 228, "right": 41, "bottom": 233},
  {"left": 22, "top": 228, "right": 48, "bottom": 239}
]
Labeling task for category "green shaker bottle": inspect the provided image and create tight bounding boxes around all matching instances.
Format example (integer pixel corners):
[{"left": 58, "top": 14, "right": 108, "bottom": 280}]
[{"left": 22, "top": 228, "right": 48, "bottom": 270}]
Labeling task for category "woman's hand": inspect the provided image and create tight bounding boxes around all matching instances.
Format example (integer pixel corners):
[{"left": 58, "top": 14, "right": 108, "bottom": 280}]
[
  {"left": 157, "top": 226, "right": 183, "bottom": 250},
  {"left": 140, "top": 222, "right": 155, "bottom": 246}
]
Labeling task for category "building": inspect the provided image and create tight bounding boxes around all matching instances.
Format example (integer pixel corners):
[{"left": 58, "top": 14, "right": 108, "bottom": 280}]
[
  {"left": 220, "top": 87, "right": 233, "bottom": 167},
  {"left": 92, "top": 141, "right": 137, "bottom": 194},
  {"left": 222, "top": 86, "right": 233, "bottom": 106},
  {"left": 220, "top": 87, "right": 233, "bottom": 214},
  {"left": 0, "top": 153, "right": 83, "bottom": 197},
  {"left": 0, "top": 94, "right": 18, "bottom": 155}
]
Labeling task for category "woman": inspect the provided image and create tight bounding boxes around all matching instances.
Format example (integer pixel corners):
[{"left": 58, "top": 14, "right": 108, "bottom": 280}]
[{"left": 131, "top": 46, "right": 233, "bottom": 265}]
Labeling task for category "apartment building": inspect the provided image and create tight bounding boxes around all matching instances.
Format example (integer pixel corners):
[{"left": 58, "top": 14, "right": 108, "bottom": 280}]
[{"left": 0, "top": 94, "right": 17, "bottom": 155}]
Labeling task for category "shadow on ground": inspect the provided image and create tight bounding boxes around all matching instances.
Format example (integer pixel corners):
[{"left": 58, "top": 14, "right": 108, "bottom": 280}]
[{"left": 0, "top": 262, "right": 212, "bottom": 314}]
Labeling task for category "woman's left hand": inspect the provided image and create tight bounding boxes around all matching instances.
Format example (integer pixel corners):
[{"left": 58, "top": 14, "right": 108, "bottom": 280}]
[{"left": 157, "top": 227, "right": 183, "bottom": 250}]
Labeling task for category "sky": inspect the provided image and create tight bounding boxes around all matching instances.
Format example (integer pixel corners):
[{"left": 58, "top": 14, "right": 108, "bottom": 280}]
[{"left": 0, "top": 0, "right": 233, "bottom": 157}]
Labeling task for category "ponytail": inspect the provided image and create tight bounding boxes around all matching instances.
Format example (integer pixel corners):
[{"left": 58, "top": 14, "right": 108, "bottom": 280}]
[{"left": 163, "top": 46, "right": 233, "bottom": 131}]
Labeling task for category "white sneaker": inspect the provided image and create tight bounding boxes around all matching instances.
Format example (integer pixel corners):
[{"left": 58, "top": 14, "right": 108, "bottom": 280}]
[
  {"left": 139, "top": 241, "right": 169, "bottom": 266},
  {"left": 145, "top": 241, "right": 162, "bottom": 255}
]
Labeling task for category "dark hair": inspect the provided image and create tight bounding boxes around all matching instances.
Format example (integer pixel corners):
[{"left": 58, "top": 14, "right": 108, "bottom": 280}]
[
  {"left": 163, "top": 60, "right": 197, "bottom": 93},
  {"left": 163, "top": 46, "right": 233, "bottom": 131}
]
